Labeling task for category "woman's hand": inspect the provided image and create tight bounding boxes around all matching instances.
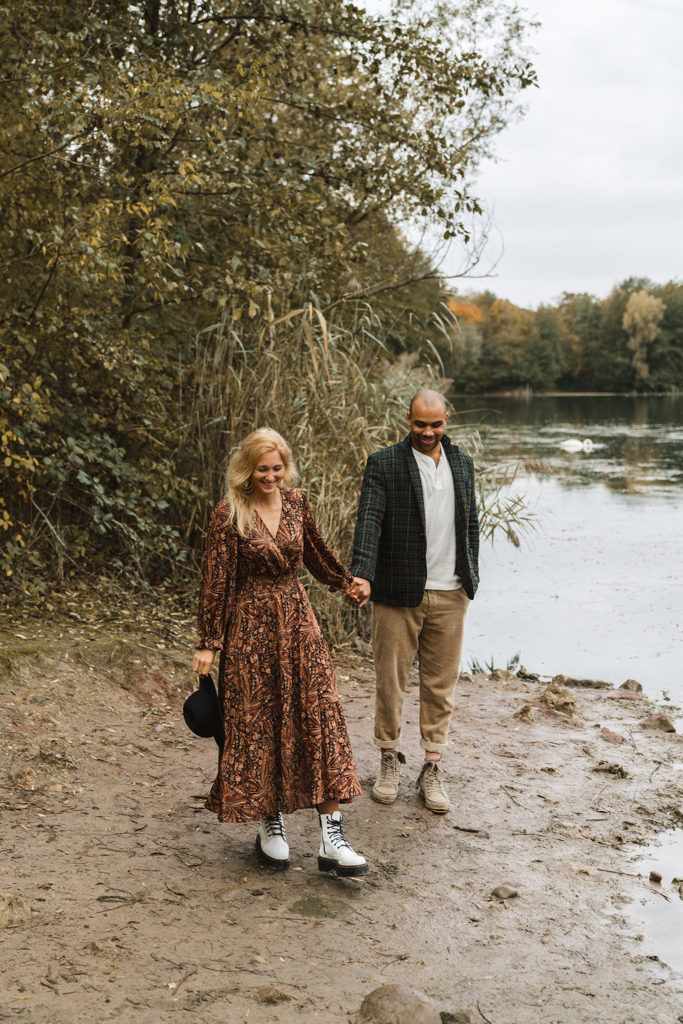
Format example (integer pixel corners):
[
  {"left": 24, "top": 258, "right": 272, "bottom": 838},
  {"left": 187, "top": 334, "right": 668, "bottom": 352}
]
[
  {"left": 342, "top": 577, "right": 371, "bottom": 609},
  {"left": 342, "top": 582, "right": 359, "bottom": 606},
  {"left": 193, "top": 648, "right": 217, "bottom": 676},
  {"left": 348, "top": 577, "right": 371, "bottom": 608}
]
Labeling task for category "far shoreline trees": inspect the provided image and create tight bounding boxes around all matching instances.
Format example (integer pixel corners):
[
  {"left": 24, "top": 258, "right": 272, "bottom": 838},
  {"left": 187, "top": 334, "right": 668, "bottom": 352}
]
[{"left": 436, "top": 278, "right": 683, "bottom": 394}]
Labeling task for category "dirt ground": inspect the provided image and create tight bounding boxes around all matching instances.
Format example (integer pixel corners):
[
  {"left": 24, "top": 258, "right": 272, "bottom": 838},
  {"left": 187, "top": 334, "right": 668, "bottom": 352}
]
[{"left": 2, "top": 595, "right": 683, "bottom": 1024}]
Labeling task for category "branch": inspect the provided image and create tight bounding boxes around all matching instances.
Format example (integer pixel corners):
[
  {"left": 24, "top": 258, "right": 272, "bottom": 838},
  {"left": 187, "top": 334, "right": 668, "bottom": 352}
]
[
  {"left": 25, "top": 252, "right": 60, "bottom": 323},
  {"left": 0, "top": 127, "right": 94, "bottom": 181}
]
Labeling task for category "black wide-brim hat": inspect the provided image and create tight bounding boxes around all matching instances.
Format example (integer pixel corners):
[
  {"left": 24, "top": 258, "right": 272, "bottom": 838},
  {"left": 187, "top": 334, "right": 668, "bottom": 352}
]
[{"left": 183, "top": 674, "right": 225, "bottom": 747}]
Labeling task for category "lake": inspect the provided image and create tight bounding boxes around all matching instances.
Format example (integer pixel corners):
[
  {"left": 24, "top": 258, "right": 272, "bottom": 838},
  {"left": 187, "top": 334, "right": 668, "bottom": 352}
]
[{"left": 451, "top": 395, "right": 683, "bottom": 702}]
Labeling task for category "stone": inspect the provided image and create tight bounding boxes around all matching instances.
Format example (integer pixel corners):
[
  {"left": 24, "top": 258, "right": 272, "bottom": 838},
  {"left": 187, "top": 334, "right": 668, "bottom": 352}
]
[
  {"left": 491, "top": 669, "right": 517, "bottom": 683},
  {"left": 491, "top": 885, "right": 518, "bottom": 900},
  {"left": 513, "top": 704, "right": 534, "bottom": 723},
  {"left": 13, "top": 766, "right": 37, "bottom": 789},
  {"left": 34, "top": 747, "right": 79, "bottom": 769},
  {"left": 517, "top": 665, "right": 540, "bottom": 681},
  {"left": 639, "top": 713, "right": 676, "bottom": 733},
  {"left": 538, "top": 683, "right": 576, "bottom": 717},
  {"left": 592, "top": 762, "right": 628, "bottom": 778},
  {"left": 649, "top": 871, "right": 662, "bottom": 883},
  {"left": 441, "top": 1015, "right": 470, "bottom": 1024},
  {"left": 600, "top": 727, "right": 624, "bottom": 745},
  {"left": 553, "top": 674, "right": 612, "bottom": 690},
  {"left": 0, "top": 894, "right": 39, "bottom": 930},
  {"left": 360, "top": 984, "right": 441, "bottom": 1024},
  {"left": 620, "top": 679, "right": 643, "bottom": 693},
  {"left": 606, "top": 691, "right": 644, "bottom": 701},
  {"left": 258, "top": 987, "right": 291, "bottom": 1004}
]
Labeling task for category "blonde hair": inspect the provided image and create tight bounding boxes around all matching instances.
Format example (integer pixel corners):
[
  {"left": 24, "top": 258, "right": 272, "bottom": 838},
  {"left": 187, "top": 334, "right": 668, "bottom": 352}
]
[{"left": 226, "top": 428, "right": 299, "bottom": 537}]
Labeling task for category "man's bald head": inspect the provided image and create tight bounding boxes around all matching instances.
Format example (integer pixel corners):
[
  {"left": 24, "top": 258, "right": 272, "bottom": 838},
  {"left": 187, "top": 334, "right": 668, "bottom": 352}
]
[
  {"left": 409, "top": 390, "right": 447, "bottom": 416},
  {"left": 407, "top": 390, "right": 449, "bottom": 458}
]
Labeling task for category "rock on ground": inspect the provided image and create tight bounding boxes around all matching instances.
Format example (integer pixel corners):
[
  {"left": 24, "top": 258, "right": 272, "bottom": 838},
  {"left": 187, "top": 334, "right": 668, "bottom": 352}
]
[
  {"left": 491, "top": 885, "right": 518, "bottom": 900},
  {"left": 620, "top": 678, "right": 643, "bottom": 692},
  {"left": 639, "top": 713, "right": 676, "bottom": 733},
  {"left": 490, "top": 669, "right": 517, "bottom": 683},
  {"left": 538, "top": 682, "right": 577, "bottom": 717},
  {"left": 0, "top": 893, "right": 39, "bottom": 930},
  {"left": 513, "top": 703, "right": 534, "bottom": 723},
  {"left": 600, "top": 726, "right": 625, "bottom": 745},
  {"left": 360, "top": 984, "right": 442, "bottom": 1024},
  {"left": 553, "top": 674, "right": 613, "bottom": 689}
]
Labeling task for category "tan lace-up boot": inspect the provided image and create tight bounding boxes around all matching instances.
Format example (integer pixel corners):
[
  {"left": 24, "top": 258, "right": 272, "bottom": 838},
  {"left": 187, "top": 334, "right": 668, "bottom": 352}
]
[
  {"left": 371, "top": 750, "right": 406, "bottom": 805},
  {"left": 416, "top": 761, "right": 450, "bottom": 814}
]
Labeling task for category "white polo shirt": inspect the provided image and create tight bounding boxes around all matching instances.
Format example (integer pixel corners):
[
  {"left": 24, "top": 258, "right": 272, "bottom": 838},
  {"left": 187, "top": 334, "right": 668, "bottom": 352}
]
[{"left": 411, "top": 444, "right": 462, "bottom": 591}]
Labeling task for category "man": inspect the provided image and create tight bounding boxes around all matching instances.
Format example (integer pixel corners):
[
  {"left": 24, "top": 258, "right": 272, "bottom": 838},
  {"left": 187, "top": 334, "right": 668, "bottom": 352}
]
[{"left": 349, "top": 390, "right": 479, "bottom": 813}]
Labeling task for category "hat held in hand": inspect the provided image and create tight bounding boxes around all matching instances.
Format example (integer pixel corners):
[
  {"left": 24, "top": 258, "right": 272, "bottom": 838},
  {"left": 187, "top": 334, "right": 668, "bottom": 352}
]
[{"left": 183, "top": 674, "right": 225, "bottom": 747}]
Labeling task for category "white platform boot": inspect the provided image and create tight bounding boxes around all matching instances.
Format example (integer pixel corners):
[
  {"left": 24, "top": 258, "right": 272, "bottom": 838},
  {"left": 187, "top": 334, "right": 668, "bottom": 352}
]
[
  {"left": 318, "top": 811, "right": 369, "bottom": 877},
  {"left": 255, "top": 812, "right": 290, "bottom": 870}
]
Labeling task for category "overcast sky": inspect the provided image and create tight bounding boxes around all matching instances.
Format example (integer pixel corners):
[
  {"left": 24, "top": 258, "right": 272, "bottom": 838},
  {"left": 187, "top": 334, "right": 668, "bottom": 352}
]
[{"left": 445, "top": 0, "right": 683, "bottom": 308}]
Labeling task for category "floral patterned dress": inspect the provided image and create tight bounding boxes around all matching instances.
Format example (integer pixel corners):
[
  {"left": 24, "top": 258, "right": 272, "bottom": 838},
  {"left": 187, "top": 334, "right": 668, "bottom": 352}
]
[{"left": 196, "top": 488, "right": 362, "bottom": 823}]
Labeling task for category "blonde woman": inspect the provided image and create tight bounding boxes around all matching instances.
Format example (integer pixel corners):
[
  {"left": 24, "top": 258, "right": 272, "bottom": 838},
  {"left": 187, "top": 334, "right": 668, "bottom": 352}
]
[{"left": 192, "top": 428, "right": 369, "bottom": 876}]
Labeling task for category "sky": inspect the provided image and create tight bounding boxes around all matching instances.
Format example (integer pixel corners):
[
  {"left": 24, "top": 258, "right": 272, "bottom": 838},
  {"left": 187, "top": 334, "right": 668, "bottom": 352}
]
[{"left": 443, "top": 0, "right": 683, "bottom": 308}]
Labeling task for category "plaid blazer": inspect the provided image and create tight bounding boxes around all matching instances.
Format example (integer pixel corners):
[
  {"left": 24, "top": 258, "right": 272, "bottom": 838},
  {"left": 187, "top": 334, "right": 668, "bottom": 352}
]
[{"left": 350, "top": 434, "right": 479, "bottom": 606}]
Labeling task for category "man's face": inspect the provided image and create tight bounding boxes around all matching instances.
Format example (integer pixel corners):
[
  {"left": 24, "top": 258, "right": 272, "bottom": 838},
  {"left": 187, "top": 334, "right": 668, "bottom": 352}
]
[{"left": 407, "top": 399, "right": 448, "bottom": 454}]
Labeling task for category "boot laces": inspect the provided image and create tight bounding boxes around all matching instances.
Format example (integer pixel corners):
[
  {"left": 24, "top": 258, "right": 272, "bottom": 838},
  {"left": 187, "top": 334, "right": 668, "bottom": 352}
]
[
  {"left": 379, "top": 752, "right": 400, "bottom": 786},
  {"left": 262, "top": 812, "right": 286, "bottom": 839},
  {"left": 325, "top": 816, "right": 351, "bottom": 851},
  {"left": 422, "top": 762, "right": 444, "bottom": 797}
]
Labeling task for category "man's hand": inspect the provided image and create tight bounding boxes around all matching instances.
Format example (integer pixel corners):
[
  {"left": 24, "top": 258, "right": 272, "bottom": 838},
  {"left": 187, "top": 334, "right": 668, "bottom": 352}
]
[
  {"left": 193, "top": 648, "right": 217, "bottom": 676},
  {"left": 349, "top": 577, "right": 371, "bottom": 608}
]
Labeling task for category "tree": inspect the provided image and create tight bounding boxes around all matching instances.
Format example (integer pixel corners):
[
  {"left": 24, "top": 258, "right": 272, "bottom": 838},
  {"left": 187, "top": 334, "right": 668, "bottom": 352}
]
[
  {"left": 622, "top": 289, "right": 666, "bottom": 382},
  {"left": 515, "top": 305, "right": 562, "bottom": 391},
  {"left": 0, "top": 0, "right": 536, "bottom": 583}
]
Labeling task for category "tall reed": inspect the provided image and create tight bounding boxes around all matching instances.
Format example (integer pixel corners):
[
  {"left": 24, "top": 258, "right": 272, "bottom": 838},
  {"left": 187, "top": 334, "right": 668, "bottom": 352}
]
[{"left": 179, "top": 302, "right": 542, "bottom": 644}]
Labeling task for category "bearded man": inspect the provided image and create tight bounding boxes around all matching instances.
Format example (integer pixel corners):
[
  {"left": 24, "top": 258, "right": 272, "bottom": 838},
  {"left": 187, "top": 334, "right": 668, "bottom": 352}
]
[{"left": 349, "top": 390, "right": 479, "bottom": 813}]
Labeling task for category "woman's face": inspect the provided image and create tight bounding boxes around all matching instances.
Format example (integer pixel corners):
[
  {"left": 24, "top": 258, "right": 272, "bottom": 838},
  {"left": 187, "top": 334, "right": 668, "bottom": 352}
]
[{"left": 251, "top": 449, "right": 285, "bottom": 498}]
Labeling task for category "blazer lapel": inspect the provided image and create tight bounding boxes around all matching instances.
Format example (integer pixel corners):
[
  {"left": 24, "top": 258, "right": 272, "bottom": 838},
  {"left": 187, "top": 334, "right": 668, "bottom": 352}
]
[
  {"left": 402, "top": 438, "right": 426, "bottom": 533},
  {"left": 444, "top": 438, "right": 467, "bottom": 528}
]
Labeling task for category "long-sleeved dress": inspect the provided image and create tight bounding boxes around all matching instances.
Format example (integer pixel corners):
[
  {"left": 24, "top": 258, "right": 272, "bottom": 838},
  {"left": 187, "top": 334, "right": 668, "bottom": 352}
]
[{"left": 196, "top": 488, "right": 362, "bottom": 823}]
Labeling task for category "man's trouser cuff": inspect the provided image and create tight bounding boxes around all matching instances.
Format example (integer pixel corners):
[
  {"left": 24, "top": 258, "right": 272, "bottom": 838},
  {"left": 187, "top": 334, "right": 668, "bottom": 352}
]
[
  {"left": 374, "top": 735, "right": 401, "bottom": 749},
  {"left": 420, "top": 738, "right": 448, "bottom": 753}
]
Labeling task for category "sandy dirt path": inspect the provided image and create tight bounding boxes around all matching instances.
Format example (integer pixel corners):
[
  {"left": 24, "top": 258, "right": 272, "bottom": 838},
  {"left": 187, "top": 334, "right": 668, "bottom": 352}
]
[{"left": 1, "top": 603, "right": 683, "bottom": 1023}]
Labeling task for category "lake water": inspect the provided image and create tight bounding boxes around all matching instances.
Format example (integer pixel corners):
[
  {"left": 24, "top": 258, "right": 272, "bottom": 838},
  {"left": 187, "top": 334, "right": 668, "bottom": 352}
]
[
  {"left": 451, "top": 395, "right": 683, "bottom": 702},
  {"left": 445, "top": 395, "right": 683, "bottom": 972}
]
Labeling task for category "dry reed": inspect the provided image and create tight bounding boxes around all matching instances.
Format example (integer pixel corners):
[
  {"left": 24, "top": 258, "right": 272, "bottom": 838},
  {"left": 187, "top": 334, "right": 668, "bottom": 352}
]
[{"left": 180, "top": 302, "right": 541, "bottom": 644}]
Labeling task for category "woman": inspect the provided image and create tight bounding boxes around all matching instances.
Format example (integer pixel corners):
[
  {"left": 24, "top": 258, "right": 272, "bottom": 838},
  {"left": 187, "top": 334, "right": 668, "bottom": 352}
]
[{"left": 192, "top": 428, "right": 368, "bottom": 877}]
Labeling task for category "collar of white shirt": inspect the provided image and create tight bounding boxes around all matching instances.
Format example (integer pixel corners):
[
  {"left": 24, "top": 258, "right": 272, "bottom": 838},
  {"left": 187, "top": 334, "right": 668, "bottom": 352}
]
[{"left": 411, "top": 443, "right": 446, "bottom": 482}]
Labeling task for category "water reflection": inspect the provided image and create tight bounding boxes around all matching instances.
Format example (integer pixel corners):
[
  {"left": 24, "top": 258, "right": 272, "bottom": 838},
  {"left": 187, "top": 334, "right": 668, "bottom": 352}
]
[
  {"left": 456, "top": 396, "right": 683, "bottom": 695},
  {"left": 452, "top": 395, "right": 683, "bottom": 493},
  {"left": 629, "top": 830, "right": 683, "bottom": 971}
]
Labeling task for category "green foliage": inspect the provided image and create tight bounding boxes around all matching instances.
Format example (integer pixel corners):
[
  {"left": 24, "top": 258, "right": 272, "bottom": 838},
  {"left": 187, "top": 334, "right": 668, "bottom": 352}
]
[
  {"left": 437, "top": 279, "right": 683, "bottom": 394},
  {"left": 0, "top": 0, "right": 537, "bottom": 609}
]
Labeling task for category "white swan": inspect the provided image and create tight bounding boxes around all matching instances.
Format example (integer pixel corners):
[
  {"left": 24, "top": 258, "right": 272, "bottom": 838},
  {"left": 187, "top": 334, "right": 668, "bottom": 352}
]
[{"left": 560, "top": 438, "right": 594, "bottom": 452}]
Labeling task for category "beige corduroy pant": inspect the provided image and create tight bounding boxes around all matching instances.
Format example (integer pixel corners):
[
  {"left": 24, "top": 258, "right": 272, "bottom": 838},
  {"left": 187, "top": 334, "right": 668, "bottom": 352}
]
[{"left": 371, "top": 588, "right": 470, "bottom": 753}]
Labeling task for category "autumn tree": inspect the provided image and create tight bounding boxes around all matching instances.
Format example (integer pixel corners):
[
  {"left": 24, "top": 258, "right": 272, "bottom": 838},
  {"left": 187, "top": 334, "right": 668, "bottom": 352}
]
[
  {"left": 0, "top": 0, "right": 536, "bottom": 582},
  {"left": 622, "top": 290, "right": 666, "bottom": 382}
]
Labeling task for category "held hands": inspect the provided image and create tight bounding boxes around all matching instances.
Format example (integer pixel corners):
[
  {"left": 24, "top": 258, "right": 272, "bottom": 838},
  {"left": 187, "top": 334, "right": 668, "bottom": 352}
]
[
  {"left": 193, "top": 648, "right": 217, "bottom": 676},
  {"left": 343, "top": 577, "right": 371, "bottom": 609}
]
